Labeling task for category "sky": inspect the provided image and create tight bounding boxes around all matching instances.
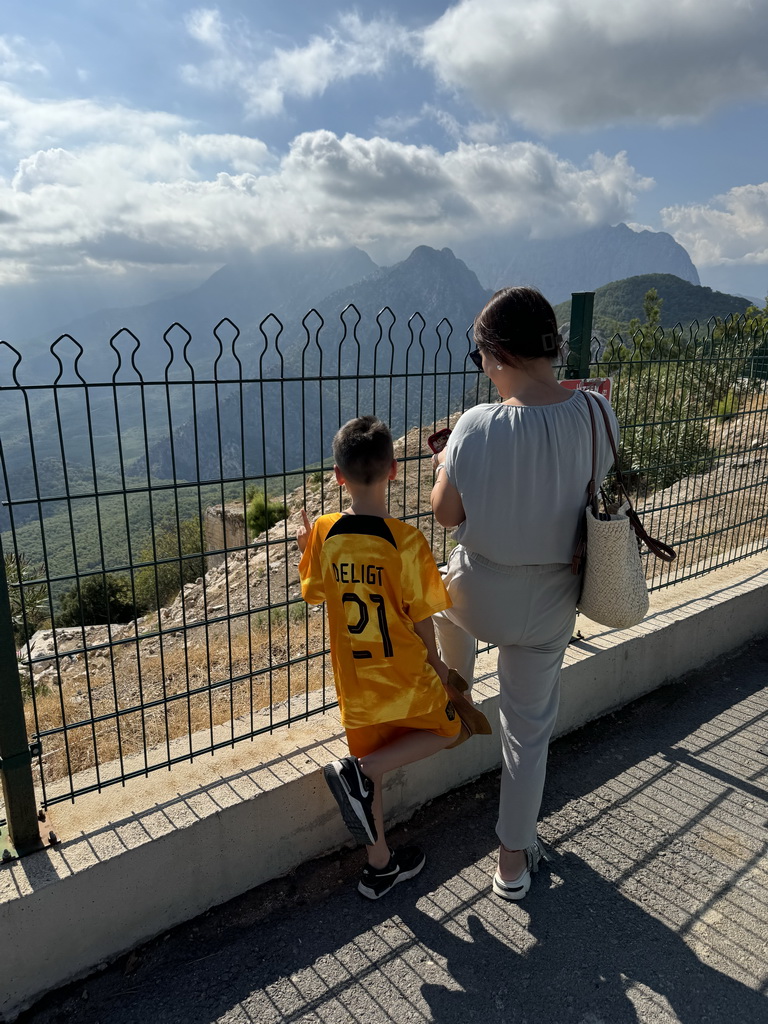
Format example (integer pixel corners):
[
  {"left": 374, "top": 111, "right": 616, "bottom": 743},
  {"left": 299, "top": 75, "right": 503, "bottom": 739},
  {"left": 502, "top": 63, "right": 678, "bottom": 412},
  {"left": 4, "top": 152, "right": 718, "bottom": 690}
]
[{"left": 2, "top": 0, "right": 768, "bottom": 337}]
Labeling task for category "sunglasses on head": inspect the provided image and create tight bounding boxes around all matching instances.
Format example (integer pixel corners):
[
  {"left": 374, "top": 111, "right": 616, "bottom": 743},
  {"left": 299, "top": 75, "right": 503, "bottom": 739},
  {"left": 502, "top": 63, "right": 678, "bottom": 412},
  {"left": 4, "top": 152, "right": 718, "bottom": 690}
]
[{"left": 469, "top": 348, "right": 483, "bottom": 369}]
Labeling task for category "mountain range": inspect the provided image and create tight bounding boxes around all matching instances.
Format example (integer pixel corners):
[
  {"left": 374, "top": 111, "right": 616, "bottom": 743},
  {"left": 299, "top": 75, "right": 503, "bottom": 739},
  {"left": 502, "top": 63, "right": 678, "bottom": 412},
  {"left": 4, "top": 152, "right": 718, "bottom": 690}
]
[
  {"left": 453, "top": 223, "right": 700, "bottom": 301},
  {"left": 5, "top": 223, "right": 698, "bottom": 364},
  {"left": 0, "top": 225, "right": 751, "bottom": 545}
]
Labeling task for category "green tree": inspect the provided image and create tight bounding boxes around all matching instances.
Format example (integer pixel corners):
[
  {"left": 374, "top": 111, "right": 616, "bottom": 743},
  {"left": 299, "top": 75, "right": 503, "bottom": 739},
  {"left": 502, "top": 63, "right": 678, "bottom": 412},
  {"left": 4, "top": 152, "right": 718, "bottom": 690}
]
[
  {"left": 627, "top": 288, "right": 666, "bottom": 358},
  {"left": 133, "top": 518, "right": 205, "bottom": 612},
  {"left": 3, "top": 552, "right": 49, "bottom": 645},
  {"left": 58, "top": 573, "right": 136, "bottom": 627},
  {"left": 643, "top": 288, "right": 663, "bottom": 330},
  {"left": 735, "top": 297, "right": 768, "bottom": 379},
  {"left": 598, "top": 314, "right": 764, "bottom": 496},
  {"left": 245, "top": 490, "right": 287, "bottom": 539}
]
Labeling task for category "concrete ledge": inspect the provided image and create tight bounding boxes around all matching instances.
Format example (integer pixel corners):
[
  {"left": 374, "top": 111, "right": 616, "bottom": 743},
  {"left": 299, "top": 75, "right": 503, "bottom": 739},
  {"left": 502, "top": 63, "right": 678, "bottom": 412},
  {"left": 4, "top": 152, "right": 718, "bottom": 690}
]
[{"left": 2, "top": 552, "right": 768, "bottom": 1021}]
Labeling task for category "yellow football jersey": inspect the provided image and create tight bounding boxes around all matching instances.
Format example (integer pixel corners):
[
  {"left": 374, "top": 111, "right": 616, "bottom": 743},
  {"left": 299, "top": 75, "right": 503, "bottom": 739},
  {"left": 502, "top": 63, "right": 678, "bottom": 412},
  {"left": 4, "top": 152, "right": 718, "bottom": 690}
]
[{"left": 299, "top": 513, "right": 452, "bottom": 728}]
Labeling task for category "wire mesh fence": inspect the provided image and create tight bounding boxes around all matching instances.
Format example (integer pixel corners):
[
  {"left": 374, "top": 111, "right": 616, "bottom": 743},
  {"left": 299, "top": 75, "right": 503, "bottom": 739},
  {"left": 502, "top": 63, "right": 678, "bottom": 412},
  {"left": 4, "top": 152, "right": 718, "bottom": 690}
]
[{"left": 1, "top": 305, "right": 767, "bottom": 819}]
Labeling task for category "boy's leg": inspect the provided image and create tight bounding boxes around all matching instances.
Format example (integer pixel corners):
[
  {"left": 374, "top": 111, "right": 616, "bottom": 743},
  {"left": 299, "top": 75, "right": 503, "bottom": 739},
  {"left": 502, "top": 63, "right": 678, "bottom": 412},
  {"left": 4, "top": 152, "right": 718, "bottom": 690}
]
[
  {"left": 359, "top": 728, "right": 456, "bottom": 868},
  {"left": 325, "top": 706, "right": 460, "bottom": 895}
]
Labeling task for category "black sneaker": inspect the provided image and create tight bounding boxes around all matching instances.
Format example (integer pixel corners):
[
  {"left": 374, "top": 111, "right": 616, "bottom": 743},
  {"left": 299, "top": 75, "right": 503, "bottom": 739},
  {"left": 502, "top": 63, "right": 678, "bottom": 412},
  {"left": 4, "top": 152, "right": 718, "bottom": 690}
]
[
  {"left": 358, "top": 846, "right": 426, "bottom": 900},
  {"left": 323, "top": 756, "right": 377, "bottom": 845}
]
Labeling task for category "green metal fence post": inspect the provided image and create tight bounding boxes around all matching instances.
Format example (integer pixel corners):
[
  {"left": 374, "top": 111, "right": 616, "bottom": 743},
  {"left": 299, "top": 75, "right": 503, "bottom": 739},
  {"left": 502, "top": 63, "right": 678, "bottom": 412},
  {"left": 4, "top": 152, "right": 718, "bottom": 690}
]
[
  {"left": 565, "top": 292, "right": 595, "bottom": 380},
  {"left": 0, "top": 537, "right": 41, "bottom": 857}
]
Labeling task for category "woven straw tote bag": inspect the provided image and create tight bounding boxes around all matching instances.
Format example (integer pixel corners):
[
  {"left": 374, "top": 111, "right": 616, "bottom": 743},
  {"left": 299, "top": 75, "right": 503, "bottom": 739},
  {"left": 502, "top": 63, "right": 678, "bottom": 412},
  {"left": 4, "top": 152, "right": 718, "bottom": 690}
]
[
  {"left": 578, "top": 500, "right": 649, "bottom": 627},
  {"left": 572, "top": 392, "right": 675, "bottom": 629}
]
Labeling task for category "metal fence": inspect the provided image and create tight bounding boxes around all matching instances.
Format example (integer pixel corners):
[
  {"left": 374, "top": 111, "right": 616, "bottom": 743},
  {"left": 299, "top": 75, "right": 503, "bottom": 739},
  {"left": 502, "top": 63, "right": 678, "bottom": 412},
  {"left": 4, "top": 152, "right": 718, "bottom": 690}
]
[{"left": 1, "top": 296, "right": 767, "bottom": 853}]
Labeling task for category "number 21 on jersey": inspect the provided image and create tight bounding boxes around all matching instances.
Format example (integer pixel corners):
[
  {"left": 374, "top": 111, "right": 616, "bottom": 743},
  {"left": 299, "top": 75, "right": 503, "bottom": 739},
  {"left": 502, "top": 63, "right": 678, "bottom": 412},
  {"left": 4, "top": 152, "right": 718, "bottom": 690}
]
[{"left": 342, "top": 592, "right": 394, "bottom": 659}]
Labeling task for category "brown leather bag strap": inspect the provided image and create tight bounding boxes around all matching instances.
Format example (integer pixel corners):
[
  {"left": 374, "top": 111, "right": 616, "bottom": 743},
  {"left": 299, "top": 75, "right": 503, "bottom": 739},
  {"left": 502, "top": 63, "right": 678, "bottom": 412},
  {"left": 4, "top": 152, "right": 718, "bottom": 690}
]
[
  {"left": 590, "top": 394, "right": 627, "bottom": 499},
  {"left": 586, "top": 392, "right": 676, "bottom": 563},
  {"left": 624, "top": 505, "right": 677, "bottom": 562},
  {"left": 585, "top": 390, "right": 598, "bottom": 516}
]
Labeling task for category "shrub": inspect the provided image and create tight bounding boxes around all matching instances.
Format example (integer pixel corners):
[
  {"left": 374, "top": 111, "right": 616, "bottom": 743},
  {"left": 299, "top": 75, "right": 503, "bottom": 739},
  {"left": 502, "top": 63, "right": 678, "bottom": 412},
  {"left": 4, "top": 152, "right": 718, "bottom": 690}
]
[
  {"left": 608, "top": 360, "right": 719, "bottom": 494},
  {"left": 245, "top": 492, "right": 287, "bottom": 539},
  {"left": 3, "top": 552, "right": 49, "bottom": 645},
  {"left": 58, "top": 573, "right": 136, "bottom": 627},
  {"left": 133, "top": 518, "right": 205, "bottom": 612},
  {"left": 289, "top": 602, "right": 307, "bottom": 623},
  {"left": 715, "top": 391, "right": 740, "bottom": 421}
]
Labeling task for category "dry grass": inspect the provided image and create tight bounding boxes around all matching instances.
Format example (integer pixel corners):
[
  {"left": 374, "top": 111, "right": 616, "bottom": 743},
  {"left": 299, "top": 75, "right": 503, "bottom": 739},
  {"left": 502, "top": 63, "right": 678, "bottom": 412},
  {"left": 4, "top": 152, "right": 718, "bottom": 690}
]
[{"left": 27, "top": 610, "right": 333, "bottom": 789}]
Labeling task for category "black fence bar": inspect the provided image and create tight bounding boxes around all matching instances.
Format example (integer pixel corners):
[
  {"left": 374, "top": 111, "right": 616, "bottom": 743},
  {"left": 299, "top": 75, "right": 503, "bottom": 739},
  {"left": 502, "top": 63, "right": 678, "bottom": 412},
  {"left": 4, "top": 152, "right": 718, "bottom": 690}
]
[
  {"left": 565, "top": 291, "right": 594, "bottom": 380},
  {"left": 0, "top": 300, "right": 766, "bottom": 827},
  {"left": 0, "top": 536, "right": 41, "bottom": 852}
]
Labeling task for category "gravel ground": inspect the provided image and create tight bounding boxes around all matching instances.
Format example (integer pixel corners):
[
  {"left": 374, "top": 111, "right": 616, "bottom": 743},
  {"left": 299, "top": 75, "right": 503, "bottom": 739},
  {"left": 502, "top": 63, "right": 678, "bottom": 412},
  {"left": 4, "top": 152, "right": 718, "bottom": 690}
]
[{"left": 16, "top": 637, "right": 768, "bottom": 1024}]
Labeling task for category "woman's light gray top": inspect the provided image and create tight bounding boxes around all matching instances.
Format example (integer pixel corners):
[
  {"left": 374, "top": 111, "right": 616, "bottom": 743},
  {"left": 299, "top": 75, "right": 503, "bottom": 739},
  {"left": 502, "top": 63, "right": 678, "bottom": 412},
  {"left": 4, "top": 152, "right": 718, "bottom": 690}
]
[{"left": 443, "top": 389, "right": 619, "bottom": 566}]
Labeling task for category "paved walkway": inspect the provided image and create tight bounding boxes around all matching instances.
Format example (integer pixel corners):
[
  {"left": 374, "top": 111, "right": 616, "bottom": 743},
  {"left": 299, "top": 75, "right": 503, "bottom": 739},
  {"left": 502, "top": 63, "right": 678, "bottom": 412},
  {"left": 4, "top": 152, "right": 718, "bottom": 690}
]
[{"left": 18, "top": 638, "right": 768, "bottom": 1024}]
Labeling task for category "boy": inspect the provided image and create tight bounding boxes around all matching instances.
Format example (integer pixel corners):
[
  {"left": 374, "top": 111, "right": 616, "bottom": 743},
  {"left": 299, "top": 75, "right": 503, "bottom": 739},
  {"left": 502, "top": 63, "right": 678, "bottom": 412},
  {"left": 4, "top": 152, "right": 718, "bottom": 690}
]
[{"left": 297, "top": 416, "right": 462, "bottom": 899}]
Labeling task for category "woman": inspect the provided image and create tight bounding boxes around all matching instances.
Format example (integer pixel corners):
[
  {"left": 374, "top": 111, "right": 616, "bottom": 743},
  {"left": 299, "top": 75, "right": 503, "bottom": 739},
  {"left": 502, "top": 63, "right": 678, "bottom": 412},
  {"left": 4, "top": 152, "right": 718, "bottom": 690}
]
[{"left": 431, "top": 286, "right": 617, "bottom": 900}]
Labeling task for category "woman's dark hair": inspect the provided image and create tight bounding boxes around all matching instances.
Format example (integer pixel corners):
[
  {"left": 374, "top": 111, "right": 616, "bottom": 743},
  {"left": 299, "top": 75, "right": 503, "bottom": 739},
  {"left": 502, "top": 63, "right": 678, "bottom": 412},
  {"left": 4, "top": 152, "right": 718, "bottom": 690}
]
[
  {"left": 333, "top": 415, "right": 394, "bottom": 485},
  {"left": 474, "top": 286, "right": 561, "bottom": 364}
]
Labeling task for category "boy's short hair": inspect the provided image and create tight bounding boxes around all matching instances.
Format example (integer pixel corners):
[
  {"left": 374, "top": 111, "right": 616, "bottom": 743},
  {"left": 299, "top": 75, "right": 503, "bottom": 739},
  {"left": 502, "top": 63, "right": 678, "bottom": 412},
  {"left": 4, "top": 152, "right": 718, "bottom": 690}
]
[{"left": 333, "top": 416, "right": 394, "bottom": 485}]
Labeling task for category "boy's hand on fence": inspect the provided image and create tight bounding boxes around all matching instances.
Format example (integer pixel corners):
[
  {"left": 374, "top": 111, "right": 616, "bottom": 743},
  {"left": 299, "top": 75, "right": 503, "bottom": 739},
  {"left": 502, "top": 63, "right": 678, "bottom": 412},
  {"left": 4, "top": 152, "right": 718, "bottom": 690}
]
[{"left": 296, "top": 508, "right": 312, "bottom": 554}]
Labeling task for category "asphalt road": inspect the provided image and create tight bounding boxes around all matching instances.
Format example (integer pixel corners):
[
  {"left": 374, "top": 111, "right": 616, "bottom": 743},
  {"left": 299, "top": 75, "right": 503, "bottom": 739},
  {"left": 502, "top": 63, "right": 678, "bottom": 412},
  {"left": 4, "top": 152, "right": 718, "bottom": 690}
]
[{"left": 17, "top": 637, "right": 768, "bottom": 1024}]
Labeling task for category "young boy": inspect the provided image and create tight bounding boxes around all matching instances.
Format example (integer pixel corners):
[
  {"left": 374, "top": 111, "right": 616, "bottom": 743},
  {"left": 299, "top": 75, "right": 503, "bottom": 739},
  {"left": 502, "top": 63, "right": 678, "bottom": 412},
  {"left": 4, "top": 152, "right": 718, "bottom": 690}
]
[{"left": 297, "top": 415, "right": 462, "bottom": 899}]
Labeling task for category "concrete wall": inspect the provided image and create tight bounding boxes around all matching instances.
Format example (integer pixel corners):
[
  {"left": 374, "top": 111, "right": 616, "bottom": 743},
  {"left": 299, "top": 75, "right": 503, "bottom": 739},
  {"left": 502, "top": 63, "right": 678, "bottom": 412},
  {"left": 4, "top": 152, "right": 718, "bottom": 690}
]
[{"left": 2, "top": 553, "right": 767, "bottom": 1021}]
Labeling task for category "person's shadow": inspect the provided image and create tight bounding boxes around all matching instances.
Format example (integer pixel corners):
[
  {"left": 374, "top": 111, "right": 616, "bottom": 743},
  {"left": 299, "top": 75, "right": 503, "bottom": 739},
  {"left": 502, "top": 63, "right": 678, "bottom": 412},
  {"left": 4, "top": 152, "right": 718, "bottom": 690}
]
[{"left": 401, "top": 847, "right": 767, "bottom": 1024}]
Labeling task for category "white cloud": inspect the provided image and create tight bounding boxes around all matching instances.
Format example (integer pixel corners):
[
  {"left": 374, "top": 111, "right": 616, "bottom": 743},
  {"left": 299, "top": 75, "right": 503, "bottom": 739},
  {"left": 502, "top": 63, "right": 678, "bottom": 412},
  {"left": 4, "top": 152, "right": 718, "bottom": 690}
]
[
  {"left": 0, "top": 80, "right": 652, "bottom": 285},
  {"left": 185, "top": 7, "right": 227, "bottom": 48},
  {"left": 421, "top": 0, "right": 768, "bottom": 132},
  {"left": 374, "top": 112, "right": 424, "bottom": 137},
  {"left": 0, "top": 84, "right": 190, "bottom": 155},
  {"left": 374, "top": 105, "right": 504, "bottom": 148},
  {"left": 0, "top": 35, "right": 47, "bottom": 79},
  {"left": 181, "top": 8, "right": 413, "bottom": 118},
  {"left": 662, "top": 184, "right": 768, "bottom": 267}
]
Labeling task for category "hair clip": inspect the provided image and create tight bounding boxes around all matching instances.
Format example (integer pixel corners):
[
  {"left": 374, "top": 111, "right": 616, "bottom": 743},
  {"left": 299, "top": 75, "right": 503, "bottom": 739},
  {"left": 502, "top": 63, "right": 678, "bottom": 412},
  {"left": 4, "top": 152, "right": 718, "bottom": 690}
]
[{"left": 541, "top": 333, "right": 560, "bottom": 355}]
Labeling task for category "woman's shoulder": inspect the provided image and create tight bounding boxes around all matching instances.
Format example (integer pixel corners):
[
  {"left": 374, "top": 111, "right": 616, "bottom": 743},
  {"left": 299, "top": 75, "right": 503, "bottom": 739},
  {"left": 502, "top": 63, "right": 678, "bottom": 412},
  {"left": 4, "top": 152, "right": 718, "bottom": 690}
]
[
  {"left": 453, "top": 403, "right": 498, "bottom": 428},
  {"left": 447, "top": 405, "right": 497, "bottom": 448},
  {"left": 580, "top": 388, "right": 618, "bottom": 418}
]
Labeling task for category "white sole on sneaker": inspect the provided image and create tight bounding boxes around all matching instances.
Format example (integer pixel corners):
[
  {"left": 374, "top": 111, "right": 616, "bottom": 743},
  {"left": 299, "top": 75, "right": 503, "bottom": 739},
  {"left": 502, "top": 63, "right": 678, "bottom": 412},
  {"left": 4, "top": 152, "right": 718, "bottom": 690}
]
[
  {"left": 358, "top": 851, "right": 426, "bottom": 899},
  {"left": 493, "top": 837, "right": 549, "bottom": 900},
  {"left": 492, "top": 869, "right": 531, "bottom": 901}
]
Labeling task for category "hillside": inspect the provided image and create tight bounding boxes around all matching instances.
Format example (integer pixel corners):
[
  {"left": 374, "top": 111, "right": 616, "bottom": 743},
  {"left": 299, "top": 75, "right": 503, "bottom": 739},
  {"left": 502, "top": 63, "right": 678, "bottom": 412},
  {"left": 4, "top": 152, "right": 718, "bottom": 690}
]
[{"left": 553, "top": 274, "right": 754, "bottom": 332}]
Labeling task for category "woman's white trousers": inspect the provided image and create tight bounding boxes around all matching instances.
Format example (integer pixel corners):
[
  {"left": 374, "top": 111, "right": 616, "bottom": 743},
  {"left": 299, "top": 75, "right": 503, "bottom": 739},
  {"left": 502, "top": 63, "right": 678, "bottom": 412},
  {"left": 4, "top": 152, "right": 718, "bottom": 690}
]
[{"left": 434, "top": 546, "right": 580, "bottom": 850}]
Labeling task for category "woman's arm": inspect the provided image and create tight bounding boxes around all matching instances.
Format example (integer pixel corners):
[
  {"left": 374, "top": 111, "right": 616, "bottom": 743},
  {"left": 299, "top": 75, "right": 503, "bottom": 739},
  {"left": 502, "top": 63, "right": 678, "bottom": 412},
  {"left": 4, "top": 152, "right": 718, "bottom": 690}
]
[{"left": 430, "top": 453, "right": 465, "bottom": 528}]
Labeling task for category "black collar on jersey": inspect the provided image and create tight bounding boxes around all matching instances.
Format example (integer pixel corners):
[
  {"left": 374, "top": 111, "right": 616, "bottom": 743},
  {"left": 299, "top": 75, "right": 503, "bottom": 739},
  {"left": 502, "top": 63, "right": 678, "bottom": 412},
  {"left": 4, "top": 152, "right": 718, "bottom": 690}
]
[{"left": 327, "top": 515, "right": 397, "bottom": 548}]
